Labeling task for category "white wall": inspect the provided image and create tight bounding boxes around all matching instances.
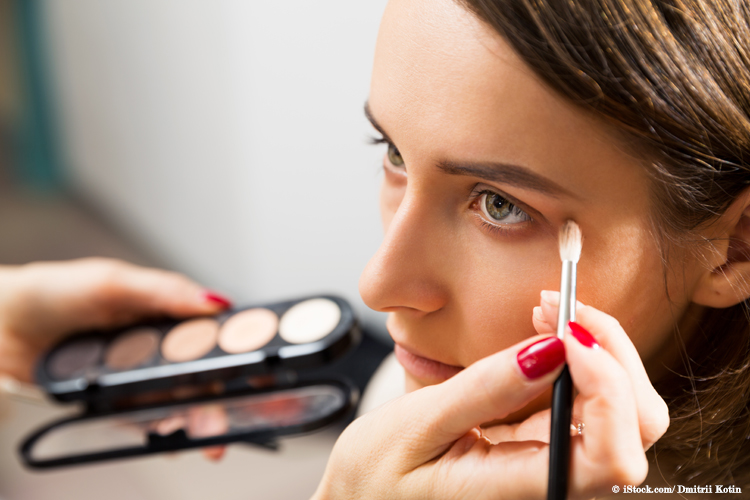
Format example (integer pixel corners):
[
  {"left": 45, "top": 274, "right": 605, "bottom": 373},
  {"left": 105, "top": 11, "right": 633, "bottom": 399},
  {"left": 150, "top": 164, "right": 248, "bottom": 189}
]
[{"left": 42, "top": 0, "right": 389, "bottom": 334}]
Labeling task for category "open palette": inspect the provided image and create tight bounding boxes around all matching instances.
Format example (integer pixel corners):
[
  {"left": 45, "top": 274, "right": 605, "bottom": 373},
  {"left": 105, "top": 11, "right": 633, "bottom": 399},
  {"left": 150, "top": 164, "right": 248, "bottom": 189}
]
[{"left": 21, "top": 295, "right": 361, "bottom": 469}]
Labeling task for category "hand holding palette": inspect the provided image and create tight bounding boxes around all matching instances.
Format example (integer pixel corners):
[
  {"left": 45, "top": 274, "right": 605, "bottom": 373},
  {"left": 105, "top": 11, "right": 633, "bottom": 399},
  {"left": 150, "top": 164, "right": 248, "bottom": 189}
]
[{"left": 21, "top": 295, "right": 360, "bottom": 469}]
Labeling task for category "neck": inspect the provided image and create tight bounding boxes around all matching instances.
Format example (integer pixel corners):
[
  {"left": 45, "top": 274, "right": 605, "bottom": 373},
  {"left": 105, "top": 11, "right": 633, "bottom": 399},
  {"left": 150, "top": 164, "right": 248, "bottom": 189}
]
[{"left": 643, "top": 301, "right": 707, "bottom": 384}]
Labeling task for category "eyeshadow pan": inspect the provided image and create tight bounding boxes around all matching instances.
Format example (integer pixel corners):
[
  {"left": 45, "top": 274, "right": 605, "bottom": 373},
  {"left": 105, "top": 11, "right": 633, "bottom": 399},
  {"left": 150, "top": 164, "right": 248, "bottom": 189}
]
[
  {"left": 218, "top": 308, "right": 278, "bottom": 354},
  {"left": 105, "top": 327, "right": 160, "bottom": 370},
  {"left": 161, "top": 318, "right": 220, "bottom": 362},
  {"left": 48, "top": 339, "right": 104, "bottom": 380},
  {"left": 278, "top": 298, "right": 341, "bottom": 344}
]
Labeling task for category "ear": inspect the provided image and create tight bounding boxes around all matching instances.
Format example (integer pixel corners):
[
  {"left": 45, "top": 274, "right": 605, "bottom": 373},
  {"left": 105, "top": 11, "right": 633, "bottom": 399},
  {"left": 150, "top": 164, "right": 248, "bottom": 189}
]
[{"left": 692, "top": 187, "right": 750, "bottom": 308}]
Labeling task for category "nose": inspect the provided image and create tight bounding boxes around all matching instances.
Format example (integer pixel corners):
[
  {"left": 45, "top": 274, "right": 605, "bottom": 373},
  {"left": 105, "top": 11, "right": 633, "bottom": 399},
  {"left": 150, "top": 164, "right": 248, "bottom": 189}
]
[{"left": 359, "top": 189, "right": 451, "bottom": 316}]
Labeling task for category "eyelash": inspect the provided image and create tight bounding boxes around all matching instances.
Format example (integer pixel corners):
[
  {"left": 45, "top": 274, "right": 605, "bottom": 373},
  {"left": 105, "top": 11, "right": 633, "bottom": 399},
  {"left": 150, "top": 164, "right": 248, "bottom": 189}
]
[
  {"left": 368, "top": 135, "right": 388, "bottom": 146},
  {"left": 369, "top": 136, "right": 533, "bottom": 236}
]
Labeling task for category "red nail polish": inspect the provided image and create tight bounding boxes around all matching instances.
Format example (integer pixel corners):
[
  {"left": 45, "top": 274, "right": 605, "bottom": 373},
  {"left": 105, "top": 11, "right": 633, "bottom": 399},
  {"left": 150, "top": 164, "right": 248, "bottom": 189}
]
[
  {"left": 203, "top": 291, "right": 232, "bottom": 309},
  {"left": 517, "top": 337, "right": 565, "bottom": 379},
  {"left": 568, "top": 321, "right": 599, "bottom": 349}
]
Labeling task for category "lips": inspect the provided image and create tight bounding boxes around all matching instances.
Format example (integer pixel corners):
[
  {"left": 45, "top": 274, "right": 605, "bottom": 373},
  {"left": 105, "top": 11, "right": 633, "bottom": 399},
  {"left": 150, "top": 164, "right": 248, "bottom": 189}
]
[{"left": 394, "top": 343, "right": 463, "bottom": 383}]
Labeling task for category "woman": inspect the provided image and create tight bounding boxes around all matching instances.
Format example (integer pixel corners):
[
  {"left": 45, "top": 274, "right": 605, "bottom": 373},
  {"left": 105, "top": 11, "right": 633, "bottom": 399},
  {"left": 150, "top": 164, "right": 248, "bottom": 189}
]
[{"left": 313, "top": 0, "right": 750, "bottom": 498}]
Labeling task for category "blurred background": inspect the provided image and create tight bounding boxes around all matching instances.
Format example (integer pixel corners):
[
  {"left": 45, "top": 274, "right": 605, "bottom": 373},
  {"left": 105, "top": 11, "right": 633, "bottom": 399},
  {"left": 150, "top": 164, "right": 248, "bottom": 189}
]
[{"left": 0, "top": 0, "right": 390, "bottom": 498}]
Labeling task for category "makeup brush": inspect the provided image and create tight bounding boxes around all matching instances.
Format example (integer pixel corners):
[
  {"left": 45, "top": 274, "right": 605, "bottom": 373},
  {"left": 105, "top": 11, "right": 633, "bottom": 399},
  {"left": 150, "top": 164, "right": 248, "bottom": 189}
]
[{"left": 547, "top": 220, "right": 582, "bottom": 500}]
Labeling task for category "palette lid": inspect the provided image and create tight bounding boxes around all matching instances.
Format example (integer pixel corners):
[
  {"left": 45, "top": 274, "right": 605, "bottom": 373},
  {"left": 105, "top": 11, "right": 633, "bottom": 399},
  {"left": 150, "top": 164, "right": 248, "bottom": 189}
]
[{"left": 20, "top": 380, "right": 357, "bottom": 469}]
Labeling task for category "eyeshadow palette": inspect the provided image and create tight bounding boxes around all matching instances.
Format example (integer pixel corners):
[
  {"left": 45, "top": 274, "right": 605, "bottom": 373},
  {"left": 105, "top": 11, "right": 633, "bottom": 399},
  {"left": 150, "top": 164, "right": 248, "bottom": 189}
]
[
  {"left": 36, "top": 295, "right": 358, "bottom": 404},
  {"left": 21, "top": 295, "right": 363, "bottom": 468}
]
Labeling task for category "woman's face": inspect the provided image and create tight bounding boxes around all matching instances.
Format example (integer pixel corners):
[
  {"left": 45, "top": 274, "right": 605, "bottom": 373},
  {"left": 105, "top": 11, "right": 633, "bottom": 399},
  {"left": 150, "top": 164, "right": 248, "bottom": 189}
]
[{"left": 360, "top": 0, "right": 703, "bottom": 406}]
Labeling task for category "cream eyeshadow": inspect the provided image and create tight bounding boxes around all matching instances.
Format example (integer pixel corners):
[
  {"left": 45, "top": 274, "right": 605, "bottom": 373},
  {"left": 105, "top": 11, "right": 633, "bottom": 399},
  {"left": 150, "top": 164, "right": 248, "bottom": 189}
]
[{"left": 278, "top": 298, "right": 341, "bottom": 344}]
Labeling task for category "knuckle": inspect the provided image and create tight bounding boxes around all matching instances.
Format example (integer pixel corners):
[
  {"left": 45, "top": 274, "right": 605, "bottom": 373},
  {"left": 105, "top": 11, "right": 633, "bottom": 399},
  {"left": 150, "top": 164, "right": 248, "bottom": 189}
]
[
  {"left": 163, "top": 271, "right": 197, "bottom": 292},
  {"left": 79, "top": 256, "right": 123, "bottom": 272},
  {"left": 642, "top": 395, "right": 670, "bottom": 448},
  {"left": 474, "top": 359, "right": 502, "bottom": 399},
  {"left": 653, "top": 396, "right": 670, "bottom": 435},
  {"left": 597, "top": 313, "right": 623, "bottom": 337},
  {"left": 606, "top": 452, "right": 649, "bottom": 486},
  {"left": 600, "top": 314, "right": 623, "bottom": 334},
  {"left": 81, "top": 258, "right": 128, "bottom": 282},
  {"left": 576, "top": 304, "right": 598, "bottom": 318},
  {"left": 91, "top": 263, "right": 129, "bottom": 294}
]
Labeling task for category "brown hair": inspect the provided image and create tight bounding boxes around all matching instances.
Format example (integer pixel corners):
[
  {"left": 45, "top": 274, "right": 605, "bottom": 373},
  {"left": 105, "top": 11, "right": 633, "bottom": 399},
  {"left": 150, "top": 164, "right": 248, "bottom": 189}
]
[{"left": 456, "top": 0, "right": 750, "bottom": 487}]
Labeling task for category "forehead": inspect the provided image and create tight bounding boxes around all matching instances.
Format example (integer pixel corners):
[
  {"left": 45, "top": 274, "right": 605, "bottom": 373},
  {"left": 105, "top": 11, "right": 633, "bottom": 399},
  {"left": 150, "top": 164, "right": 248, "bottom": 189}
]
[
  {"left": 369, "top": 0, "right": 648, "bottom": 209},
  {"left": 371, "top": 0, "right": 580, "bottom": 151}
]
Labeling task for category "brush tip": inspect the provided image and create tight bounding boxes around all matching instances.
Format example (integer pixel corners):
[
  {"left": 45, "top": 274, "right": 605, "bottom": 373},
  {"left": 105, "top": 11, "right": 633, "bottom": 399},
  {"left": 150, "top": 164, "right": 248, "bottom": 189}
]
[{"left": 559, "top": 220, "right": 582, "bottom": 263}]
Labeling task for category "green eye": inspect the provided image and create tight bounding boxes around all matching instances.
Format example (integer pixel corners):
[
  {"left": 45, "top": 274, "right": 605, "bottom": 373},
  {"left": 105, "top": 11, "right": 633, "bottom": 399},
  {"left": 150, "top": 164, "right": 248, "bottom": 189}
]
[
  {"left": 387, "top": 143, "right": 404, "bottom": 167},
  {"left": 479, "top": 191, "right": 531, "bottom": 225},
  {"left": 484, "top": 193, "right": 513, "bottom": 220}
]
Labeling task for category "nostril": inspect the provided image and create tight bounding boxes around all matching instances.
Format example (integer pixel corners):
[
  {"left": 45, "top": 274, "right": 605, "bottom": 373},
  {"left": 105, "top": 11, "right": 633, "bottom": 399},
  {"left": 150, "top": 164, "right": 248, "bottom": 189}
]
[
  {"left": 359, "top": 251, "right": 448, "bottom": 315},
  {"left": 362, "top": 191, "right": 451, "bottom": 315}
]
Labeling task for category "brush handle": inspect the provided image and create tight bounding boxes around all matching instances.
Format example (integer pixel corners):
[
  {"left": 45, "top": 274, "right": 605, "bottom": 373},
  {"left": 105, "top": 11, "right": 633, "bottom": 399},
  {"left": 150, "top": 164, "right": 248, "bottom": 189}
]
[
  {"left": 548, "top": 366, "right": 573, "bottom": 500},
  {"left": 548, "top": 259, "right": 575, "bottom": 500}
]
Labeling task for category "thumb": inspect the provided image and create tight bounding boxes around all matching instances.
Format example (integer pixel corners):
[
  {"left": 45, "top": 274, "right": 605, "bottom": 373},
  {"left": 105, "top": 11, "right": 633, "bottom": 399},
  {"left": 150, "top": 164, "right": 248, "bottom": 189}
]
[
  {"left": 88, "top": 260, "right": 233, "bottom": 322},
  {"left": 11, "top": 259, "right": 233, "bottom": 337}
]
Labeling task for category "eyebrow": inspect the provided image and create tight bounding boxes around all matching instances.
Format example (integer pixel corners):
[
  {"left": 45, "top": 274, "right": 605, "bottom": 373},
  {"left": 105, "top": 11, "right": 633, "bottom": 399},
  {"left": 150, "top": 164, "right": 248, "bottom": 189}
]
[
  {"left": 436, "top": 160, "right": 575, "bottom": 198},
  {"left": 364, "top": 101, "right": 575, "bottom": 198}
]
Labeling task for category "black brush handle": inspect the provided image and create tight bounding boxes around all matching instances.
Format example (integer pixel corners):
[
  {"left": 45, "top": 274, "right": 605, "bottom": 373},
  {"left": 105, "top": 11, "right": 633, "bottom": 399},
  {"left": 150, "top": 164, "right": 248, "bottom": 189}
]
[{"left": 548, "top": 365, "right": 573, "bottom": 500}]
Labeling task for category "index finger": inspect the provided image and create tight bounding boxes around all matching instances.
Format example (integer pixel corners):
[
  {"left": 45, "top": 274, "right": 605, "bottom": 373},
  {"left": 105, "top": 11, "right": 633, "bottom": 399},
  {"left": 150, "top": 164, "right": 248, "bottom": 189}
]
[{"left": 401, "top": 335, "right": 565, "bottom": 465}]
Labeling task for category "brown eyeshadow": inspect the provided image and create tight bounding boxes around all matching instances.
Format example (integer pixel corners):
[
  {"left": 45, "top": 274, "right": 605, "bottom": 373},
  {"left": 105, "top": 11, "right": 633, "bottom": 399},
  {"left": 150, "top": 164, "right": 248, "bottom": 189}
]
[
  {"left": 47, "top": 339, "right": 104, "bottom": 379},
  {"left": 218, "top": 308, "right": 278, "bottom": 354},
  {"left": 161, "top": 318, "right": 220, "bottom": 362},
  {"left": 105, "top": 327, "right": 160, "bottom": 370}
]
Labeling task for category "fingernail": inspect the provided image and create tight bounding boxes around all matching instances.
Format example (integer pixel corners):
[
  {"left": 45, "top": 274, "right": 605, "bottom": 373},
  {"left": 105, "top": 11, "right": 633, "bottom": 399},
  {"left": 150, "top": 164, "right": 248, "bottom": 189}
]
[
  {"left": 532, "top": 306, "right": 545, "bottom": 322},
  {"left": 568, "top": 321, "right": 600, "bottom": 349},
  {"left": 517, "top": 337, "right": 565, "bottom": 379},
  {"left": 203, "top": 290, "right": 232, "bottom": 308},
  {"left": 203, "top": 447, "right": 225, "bottom": 462},
  {"left": 540, "top": 290, "right": 559, "bottom": 306}
]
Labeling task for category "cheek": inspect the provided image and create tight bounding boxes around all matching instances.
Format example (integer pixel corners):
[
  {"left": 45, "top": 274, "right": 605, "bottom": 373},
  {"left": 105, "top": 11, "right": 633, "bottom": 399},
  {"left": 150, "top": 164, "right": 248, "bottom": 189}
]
[
  {"left": 451, "top": 230, "right": 562, "bottom": 363},
  {"left": 576, "top": 222, "right": 692, "bottom": 362}
]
